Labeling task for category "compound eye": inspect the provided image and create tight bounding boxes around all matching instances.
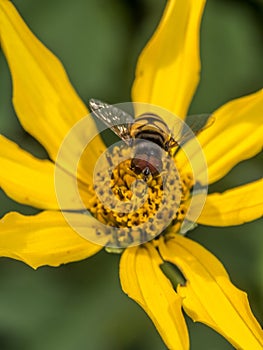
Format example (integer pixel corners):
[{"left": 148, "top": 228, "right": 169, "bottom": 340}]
[{"left": 142, "top": 167, "right": 151, "bottom": 176}]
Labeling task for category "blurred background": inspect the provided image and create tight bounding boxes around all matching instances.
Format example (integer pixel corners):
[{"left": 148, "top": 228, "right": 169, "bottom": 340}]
[{"left": 0, "top": 0, "right": 262, "bottom": 349}]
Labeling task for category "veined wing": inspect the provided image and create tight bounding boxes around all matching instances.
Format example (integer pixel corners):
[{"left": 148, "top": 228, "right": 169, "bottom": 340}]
[
  {"left": 179, "top": 113, "right": 215, "bottom": 145},
  {"left": 186, "top": 113, "right": 214, "bottom": 134},
  {"left": 89, "top": 98, "right": 134, "bottom": 145}
]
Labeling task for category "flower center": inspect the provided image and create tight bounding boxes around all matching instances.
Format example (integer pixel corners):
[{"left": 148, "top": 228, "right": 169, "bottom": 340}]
[{"left": 86, "top": 145, "right": 194, "bottom": 249}]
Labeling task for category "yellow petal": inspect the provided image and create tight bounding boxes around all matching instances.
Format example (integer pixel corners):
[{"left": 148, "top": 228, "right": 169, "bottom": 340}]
[
  {"left": 0, "top": 135, "right": 59, "bottom": 209},
  {"left": 0, "top": 135, "right": 94, "bottom": 210},
  {"left": 159, "top": 235, "right": 263, "bottom": 349},
  {"left": 0, "top": 211, "right": 102, "bottom": 269},
  {"left": 188, "top": 89, "right": 263, "bottom": 184},
  {"left": 198, "top": 179, "right": 263, "bottom": 226},
  {"left": 119, "top": 243, "right": 189, "bottom": 350},
  {"left": 0, "top": 0, "right": 105, "bottom": 184},
  {"left": 132, "top": 0, "right": 206, "bottom": 119}
]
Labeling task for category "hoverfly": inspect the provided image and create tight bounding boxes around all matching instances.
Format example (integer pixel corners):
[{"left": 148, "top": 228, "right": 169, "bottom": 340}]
[
  {"left": 88, "top": 99, "right": 212, "bottom": 178},
  {"left": 89, "top": 99, "right": 178, "bottom": 178}
]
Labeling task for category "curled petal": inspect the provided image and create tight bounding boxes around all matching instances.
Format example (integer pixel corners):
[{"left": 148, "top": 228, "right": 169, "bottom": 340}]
[
  {"left": 119, "top": 243, "right": 189, "bottom": 350},
  {"left": 159, "top": 235, "right": 263, "bottom": 349}
]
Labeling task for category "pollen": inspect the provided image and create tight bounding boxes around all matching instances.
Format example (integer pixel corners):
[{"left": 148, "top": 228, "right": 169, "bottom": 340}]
[{"left": 85, "top": 145, "right": 194, "bottom": 249}]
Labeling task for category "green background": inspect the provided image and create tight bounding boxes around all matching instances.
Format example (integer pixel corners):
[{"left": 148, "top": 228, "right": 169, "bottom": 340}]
[{"left": 0, "top": 0, "right": 262, "bottom": 349}]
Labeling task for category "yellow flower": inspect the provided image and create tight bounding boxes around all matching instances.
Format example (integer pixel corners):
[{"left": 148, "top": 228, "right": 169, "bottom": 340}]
[{"left": 0, "top": 0, "right": 262, "bottom": 349}]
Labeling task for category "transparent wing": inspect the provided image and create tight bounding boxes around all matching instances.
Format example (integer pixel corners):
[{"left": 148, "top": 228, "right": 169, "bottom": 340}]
[
  {"left": 179, "top": 113, "right": 215, "bottom": 145},
  {"left": 89, "top": 98, "right": 134, "bottom": 144},
  {"left": 186, "top": 113, "right": 214, "bottom": 134}
]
